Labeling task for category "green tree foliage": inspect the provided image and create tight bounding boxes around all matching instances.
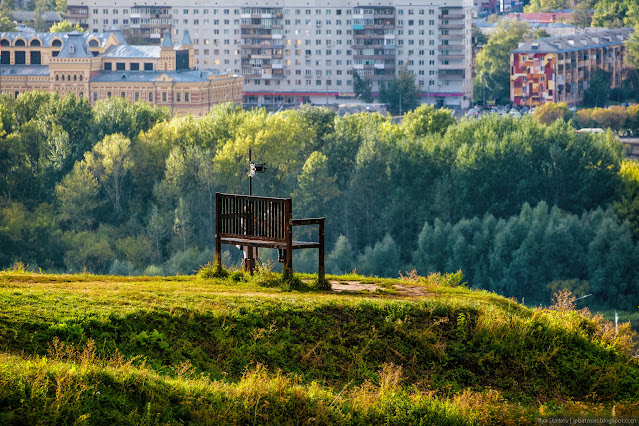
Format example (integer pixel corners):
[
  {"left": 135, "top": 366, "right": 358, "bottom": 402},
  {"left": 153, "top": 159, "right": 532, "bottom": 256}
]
[
  {"left": 532, "top": 101, "right": 570, "bottom": 125},
  {"left": 474, "top": 19, "right": 530, "bottom": 105},
  {"left": 49, "top": 20, "right": 83, "bottom": 32},
  {"left": 353, "top": 71, "right": 373, "bottom": 103},
  {"left": 524, "top": 0, "right": 572, "bottom": 12},
  {"left": 400, "top": 104, "right": 456, "bottom": 137},
  {"left": 326, "top": 235, "right": 355, "bottom": 274},
  {"left": 357, "top": 234, "right": 401, "bottom": 277},
  {"left": 571, "top": 2, "right": 594, "bottom": 27},
  {"left": 592, "top": 0, "right": 639, "bottom": 28},
  {"left": 583, "top": 69, "right": 612, "bottom": 107},
  {"left": 378, "top": 68, "right": 420, "bottom": 116},
  {"left": 292, "top": 151, "right": 339, "bottom": 219},
  {"left": 33, "top": 0, "right": 50, "bottom": 31},
  {"left": 414, "top": 202, "right": 639, "bottom": 308},
  {"left": 614, "top": 160, "right": 639, "bottom": 238},
  {"left": 55, "top": 0, "right": 67, "bottom": 13},
  {"left": 0, "top": 0, "right": 16, "bottom": 32}
]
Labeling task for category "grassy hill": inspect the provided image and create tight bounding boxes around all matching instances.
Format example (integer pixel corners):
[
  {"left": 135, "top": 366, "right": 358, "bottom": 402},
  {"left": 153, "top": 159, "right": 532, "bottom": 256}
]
[{"left": 0, "top": 268, "right": 637, "bottom": 425}]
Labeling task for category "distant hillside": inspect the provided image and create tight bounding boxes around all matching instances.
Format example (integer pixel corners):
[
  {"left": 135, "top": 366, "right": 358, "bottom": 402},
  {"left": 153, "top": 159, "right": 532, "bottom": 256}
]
[{"left": 0, "top": 270, "right": 637, "bottom": 425}]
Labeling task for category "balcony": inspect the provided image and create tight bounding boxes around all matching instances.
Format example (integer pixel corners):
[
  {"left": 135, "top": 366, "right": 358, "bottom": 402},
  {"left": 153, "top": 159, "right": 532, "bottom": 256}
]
[
  {"left": 439, "top": 14, "right": 464, "bottom": 19},
  {"left": 438, "top": 24, "right": 464, "bottom": 29},
  {"left": 439, "top": 63, "right": 465, "bottom": 70},
  {"left": 438, "top": 44, "right": 463, "bottom": 50},
  {"left": 65, "top": 8, "right": 88, "bottom": 18},
  {"left": 439, "top": 34, "right": 464, "bottom": 40},
  {"left": 438, "top": 54, "right": 464, "bottom": 60}
]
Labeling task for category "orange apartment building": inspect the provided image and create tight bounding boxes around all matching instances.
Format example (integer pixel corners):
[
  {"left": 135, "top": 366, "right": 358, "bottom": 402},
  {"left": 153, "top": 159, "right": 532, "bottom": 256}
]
[
  {"left": 510, "top": 28, "right": 632, "bottom": 107},
  {"left": 0, "top": 29, "right": 243, "bottom": 116}
]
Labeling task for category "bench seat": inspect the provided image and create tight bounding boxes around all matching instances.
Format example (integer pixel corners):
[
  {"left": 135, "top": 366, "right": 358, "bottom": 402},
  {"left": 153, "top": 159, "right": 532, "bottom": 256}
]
[{"left": 219, "top": 237, "right": 321, "bottom": 250}]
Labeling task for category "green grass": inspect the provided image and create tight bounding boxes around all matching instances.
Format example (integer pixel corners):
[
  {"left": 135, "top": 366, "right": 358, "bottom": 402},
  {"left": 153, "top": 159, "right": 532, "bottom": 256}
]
[{"left": 0, "top": 270, "right": 638, "bottom": 425}]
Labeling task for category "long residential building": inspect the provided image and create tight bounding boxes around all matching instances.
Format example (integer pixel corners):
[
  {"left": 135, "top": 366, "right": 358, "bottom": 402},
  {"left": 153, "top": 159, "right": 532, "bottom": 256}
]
[
  {"left": 511, "top": 28, "right": 632, "bottom": 107},
  {"left": 65, "top": 0, "right": 474, "bottom": 109},
  {"left": 0, "top": 29, "right": 243, "bottom": 116}
]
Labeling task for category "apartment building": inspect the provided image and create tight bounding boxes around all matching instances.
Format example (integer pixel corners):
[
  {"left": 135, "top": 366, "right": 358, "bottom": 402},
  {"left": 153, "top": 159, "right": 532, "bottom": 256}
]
[
  {"left": 0, "top": 29, "right": 243, "bottom": 116},
  {"left": 510, "top": 28, "right": 632, "bottom": 107},
  {"left": 65, "top": 0, "right": 474, "bottom": 110}
]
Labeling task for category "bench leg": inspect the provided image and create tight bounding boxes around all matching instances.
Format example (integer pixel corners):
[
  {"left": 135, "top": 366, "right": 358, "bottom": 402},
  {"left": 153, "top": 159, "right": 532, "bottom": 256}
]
[
  {"left": 243, "top": 246, "right": 256, "bottom": 275},
  {"left": 318, "top": 219, "right": 325, "bottom": 281}
]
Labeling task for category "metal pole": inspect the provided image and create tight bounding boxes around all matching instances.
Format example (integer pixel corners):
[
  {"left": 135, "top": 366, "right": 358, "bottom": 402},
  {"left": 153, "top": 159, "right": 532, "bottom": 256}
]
[{"left": 249, "top": 147, "right": 252, "bottom": 196}]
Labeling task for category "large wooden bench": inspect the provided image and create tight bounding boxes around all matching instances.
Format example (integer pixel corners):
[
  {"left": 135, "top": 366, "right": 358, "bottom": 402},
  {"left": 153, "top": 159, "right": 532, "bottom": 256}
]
[{"left": 215, "top": 193, "right": 325, "bottom": 280}]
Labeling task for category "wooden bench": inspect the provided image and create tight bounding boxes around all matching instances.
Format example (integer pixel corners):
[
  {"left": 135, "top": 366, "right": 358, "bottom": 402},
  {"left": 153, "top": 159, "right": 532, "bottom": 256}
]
[{"left": 215, "top": 193, "right": 325, "bottom": 280}]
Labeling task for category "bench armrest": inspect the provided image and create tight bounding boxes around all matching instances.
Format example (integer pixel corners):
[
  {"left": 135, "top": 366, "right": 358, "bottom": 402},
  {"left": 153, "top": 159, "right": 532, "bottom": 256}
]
[{"left": 291, "top": 218, "right": 325, "bottom": 226}]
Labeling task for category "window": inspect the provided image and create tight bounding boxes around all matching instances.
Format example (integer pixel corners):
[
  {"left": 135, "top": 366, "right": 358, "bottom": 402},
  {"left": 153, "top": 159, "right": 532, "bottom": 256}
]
[
  {"left": 162, "top": 92, "right": 167, "bottom": 102},
  {"left": 176, "top": 92, "right": 181, "bottom": 102},
  {"left": 149, "top": 92, "right": 154, "bottom": 102},
  {"left": 93, "top": 92, "right": 98, "bottom": 101},
  {"left": 185, "top": 92, "right": 189, "bottom": 102},
  {"left": 116, "top": 63, "right": 125, "bottom": 71},
  {"left": 121, "top": 92, "right": 126, "bottom": 98},
  {"left": 104, "top": 63, "right": 112, "bottom": 70},
  {"left": 130, "top": 63, "right": 139, "bottom": 71},
  {"left": 107, "top": 92, "right": 112, "bottom": 98}
]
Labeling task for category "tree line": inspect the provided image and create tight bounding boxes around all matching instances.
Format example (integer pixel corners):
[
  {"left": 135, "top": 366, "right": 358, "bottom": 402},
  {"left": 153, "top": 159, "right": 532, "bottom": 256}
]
[{"left": 1, "top": 92, "right": 637, "bottom": 308}]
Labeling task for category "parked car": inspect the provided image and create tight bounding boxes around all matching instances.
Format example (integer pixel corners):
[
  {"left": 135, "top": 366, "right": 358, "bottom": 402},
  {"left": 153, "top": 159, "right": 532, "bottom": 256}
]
[
  {"left": 465, "top": 107, "right": 480, "bottom": 118},
  {"left": 508, "top": 109, "right": 521, "bottom": 118}
]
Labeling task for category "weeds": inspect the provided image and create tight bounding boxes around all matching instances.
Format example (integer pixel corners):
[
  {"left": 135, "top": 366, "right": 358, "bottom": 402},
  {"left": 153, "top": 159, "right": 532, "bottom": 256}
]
[{"left": 197, "top": 260, "right": 229, "bottom": 279}]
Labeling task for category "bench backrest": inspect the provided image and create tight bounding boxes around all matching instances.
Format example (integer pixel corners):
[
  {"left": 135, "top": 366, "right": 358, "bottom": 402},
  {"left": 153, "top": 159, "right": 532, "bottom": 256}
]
[{"left": 215, "top": 193, "right": 292, "bottom": 243}]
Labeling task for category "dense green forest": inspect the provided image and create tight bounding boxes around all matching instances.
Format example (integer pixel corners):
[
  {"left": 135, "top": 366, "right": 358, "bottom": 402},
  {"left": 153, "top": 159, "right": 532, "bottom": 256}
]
[{"left": 1, "top": 92, "right": 638, "bottom": 308}]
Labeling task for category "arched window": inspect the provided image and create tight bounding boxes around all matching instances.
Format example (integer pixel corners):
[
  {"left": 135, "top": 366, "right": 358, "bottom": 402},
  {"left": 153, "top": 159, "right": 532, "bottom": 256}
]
[
  {"left": 80, "top": 75, "right": 83, "bottom": 81},
  {"left": 0, "top": 39, "right": 10, "bottom": 47},
  {"left": 30, "top": 39, "right": 41, "bottom": 47},
  {"left": 68, "top": 75, "right": 71, "bottom": 81},
  {"left": 56, "top": 75, "right": 59, "bottom": 81},
  {"left": 14, "top": 39, "right": 25, "bottom": 47},
  {"left": 61, "top": 75, "right": 65, "bottom": 81},
  {"left": 88, "top": 39, "right": 99, "bottom": 48},
  {"left": 73, "top": 75, "right": 77, "bottom": 81},
  {"left": 52, "top": 39, "right": 62, "bottom": 47}
]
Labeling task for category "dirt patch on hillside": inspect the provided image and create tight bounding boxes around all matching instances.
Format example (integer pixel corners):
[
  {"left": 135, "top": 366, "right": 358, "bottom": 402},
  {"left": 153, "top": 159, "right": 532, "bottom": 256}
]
[
  {"left": 330, "top": 280, "right": 379, "bottom": 292},
  {"left": 330, "top": 280, "right": 431, "bottom": 297}
]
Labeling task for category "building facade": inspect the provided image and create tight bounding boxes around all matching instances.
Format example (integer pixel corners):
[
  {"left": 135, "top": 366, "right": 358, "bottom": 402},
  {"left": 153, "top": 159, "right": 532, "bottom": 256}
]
[
  {"left": 65, "top": 0, "right": 474, "bottom": 110},
  {"left": 510, "top": 29, "right": 632, "bottom": 107},
  {"left": 0, "top": 30, "right": 243, "bottom": 116}
]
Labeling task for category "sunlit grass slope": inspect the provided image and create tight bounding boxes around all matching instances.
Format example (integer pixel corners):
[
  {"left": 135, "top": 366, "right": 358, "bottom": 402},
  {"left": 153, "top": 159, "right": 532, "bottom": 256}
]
[{"left": 0, "top": 270, "right": 637, "bottom": 425}]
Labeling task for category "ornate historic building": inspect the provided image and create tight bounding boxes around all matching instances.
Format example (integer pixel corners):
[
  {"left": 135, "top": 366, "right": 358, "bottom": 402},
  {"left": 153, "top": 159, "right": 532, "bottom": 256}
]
[
  {"left": 511, "top": 29, "right": 631, "bottom": 107},
  {"left": 0, "top": 29, "right": 243, "bottom": 116}
]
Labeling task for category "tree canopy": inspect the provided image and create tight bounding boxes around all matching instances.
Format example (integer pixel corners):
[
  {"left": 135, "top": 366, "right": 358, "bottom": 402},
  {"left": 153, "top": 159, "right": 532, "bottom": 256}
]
[{"left": 474, "top": 19, "right": 530, "bottom": 105}]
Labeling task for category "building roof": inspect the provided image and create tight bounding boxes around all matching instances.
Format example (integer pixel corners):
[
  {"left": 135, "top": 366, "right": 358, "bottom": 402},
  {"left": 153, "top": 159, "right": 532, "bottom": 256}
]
[
  {"left": 513, "top": 28, "right": 633, "bottom": 54},
  {"left": 0, "top": 65, "right": 50, "bottom": 77},
  {"left": 161, "top": 33, "right": 173, "bottom": 47},
  {"left": 12, "top": 11, "right": 62, "bottom": 22},
  {"left": 181, "top": 29, "right": 192, "bottom": 46},
  {"left": 0, "top": 31, "right": 111, "bottom": 48},
  {"left": 90, "top": 70, "right": 222, "bottom": 83},
  {"left": 102, "top": 45, "right": 161, "bottom": 59},
  {"left": 57, "top": 31, "right": 93, "bottom": 58}
]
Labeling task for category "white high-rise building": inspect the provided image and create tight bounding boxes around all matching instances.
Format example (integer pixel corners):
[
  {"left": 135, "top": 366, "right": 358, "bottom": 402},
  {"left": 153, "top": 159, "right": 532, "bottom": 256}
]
[{"left": 66, "top": 0, "right": 473, "bottom": 109}]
